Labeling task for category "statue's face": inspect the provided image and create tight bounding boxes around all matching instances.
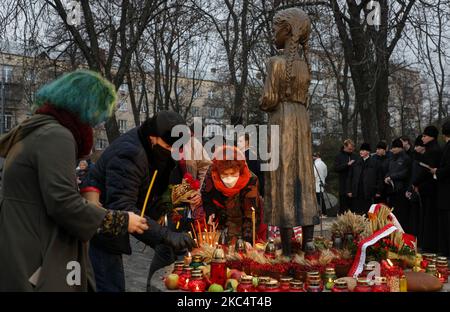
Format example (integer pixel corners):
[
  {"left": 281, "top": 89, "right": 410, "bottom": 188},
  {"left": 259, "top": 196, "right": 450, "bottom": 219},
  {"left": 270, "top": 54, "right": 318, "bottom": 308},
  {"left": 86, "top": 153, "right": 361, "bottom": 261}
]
[{"left": 273, "top": 23, "right": 290, "bottom": 49}]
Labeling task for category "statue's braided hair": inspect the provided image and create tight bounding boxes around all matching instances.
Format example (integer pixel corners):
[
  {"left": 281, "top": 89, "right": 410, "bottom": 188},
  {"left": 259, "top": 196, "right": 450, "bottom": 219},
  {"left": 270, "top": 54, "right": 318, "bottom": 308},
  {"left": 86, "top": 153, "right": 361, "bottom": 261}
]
[{"left": 273, "top": 8, "right": 311, "bottom": 98}]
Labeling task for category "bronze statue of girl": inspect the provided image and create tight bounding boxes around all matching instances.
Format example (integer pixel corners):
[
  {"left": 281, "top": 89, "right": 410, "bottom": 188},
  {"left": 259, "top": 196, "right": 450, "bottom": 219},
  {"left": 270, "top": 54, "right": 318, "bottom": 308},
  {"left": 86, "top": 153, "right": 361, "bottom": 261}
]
[{"left": 261, "top": 8, "right": 319, "bottom": 256}]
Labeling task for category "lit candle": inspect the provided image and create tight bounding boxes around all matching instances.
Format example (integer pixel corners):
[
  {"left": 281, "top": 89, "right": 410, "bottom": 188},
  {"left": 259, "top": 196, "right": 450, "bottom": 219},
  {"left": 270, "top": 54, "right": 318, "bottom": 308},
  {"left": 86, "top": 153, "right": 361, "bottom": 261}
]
[{"left": 251, "top": 207, "right": 256, "bottom": 247}]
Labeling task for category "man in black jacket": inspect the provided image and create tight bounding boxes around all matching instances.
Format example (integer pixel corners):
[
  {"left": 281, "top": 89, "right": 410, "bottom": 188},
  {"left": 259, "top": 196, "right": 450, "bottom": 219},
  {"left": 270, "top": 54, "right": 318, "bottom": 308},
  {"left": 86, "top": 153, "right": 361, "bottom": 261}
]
[
  {"left": 85, "top": 111, "right": 195, "bottom": 292},
  {"left": 400, "top": 136, "right": 414, "bottom": 159},
  {"left": 384, "top": 139, "right": 412, "bottom": 232},
  {"left": 346, "top": 143, "right": 382, "bottom": 215},
  {"left": 334, "top": 139, "right": 357, "bottom": 213},
  {"left": 413, "top": 125, "right": 442, "bottom": 253},
  {"left": 373, "top": 141, "right": 390, "bottom": 203},
  {"left": 430, "top": 121, "right": 450, "bottom": 256},
  {"left": 239, "top": 133, "right": 264, "bottom": 195},
  {"left": 406, "top": 135, "right": 426, "bottom": 239}
]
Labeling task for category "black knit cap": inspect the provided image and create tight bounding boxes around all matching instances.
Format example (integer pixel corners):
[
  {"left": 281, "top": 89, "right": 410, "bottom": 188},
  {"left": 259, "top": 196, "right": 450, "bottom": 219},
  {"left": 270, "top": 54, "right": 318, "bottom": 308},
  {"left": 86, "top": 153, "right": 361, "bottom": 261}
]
[
  {"left": 414, "top": 135, "right": 425, "bottom": 147},
  {"left": 442, "top": 120, "right": 450, "bottom": 136},
  {"left": 360, "top": 143, "right": 371, "bottom": 152},
  {"left": 140, "top": 110, "right": 186, "bottom": 146},
  {"left": 391, "top": 138, "right": 403, "bottom": 149},
  {"left": 423, "top": 125, "right": 439, "bottom": 139},
  {"left": 376, "top": 141, "right": 387, "bottom": 150}
]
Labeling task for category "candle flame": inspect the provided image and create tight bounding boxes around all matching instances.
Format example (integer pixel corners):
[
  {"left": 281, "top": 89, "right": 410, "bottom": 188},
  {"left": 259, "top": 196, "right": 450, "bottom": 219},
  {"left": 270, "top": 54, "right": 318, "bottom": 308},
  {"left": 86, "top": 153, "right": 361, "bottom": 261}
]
[
  {"left": 188, "top": 251, "right": 191, "bottom": 257},
  {"left": 251, "top": 207, "right": 255, "bottom": 211}
]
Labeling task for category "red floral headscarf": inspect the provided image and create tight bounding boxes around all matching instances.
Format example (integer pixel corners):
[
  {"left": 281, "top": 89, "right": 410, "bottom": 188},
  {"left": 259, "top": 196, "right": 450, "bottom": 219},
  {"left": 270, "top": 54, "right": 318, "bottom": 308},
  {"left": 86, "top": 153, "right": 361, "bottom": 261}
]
[{"left": 211, "top": 145, "right": 251, "bottom": 197}]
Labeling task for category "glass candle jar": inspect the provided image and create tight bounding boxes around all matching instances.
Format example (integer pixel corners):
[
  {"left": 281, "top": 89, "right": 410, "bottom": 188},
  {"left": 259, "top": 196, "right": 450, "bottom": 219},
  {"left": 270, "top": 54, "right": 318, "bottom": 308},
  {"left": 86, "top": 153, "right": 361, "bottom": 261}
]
[
  {"left": 289, "top": 280, "right": 305, "bottom": 292},
  {"left": 172, "top": 261, "right": 184, "bottom": 275},
  {"left": 178, "top": 266, "right": 193, "bottom": 291},
  {"left": 332, "top": 236, "right": 343, "bottom": 250},
  {"left": 331, "top": 279, "right": 349, "bottom": 292},
  {"left": 426, "top": 263, "right": 437, "bottom": 276},
  {"left": 323, "top": 268, "right": 337, "bottom": 290},
  {"left": 265, "top": 280, "right": 281, "bottom": 292},
  {"left": 235, "top": 237, "right": 247, "bottom": 254},
  {"left": 190, "top": 255, "right": 203, "bottom": 269},
  {"left": 280, "top": 277, "right": 293, "bottom": 292},
  {"left": 399, "top": 275, "right": 407, "bottom": 292},
  {"left": 306, "top": 272, "right": 323, "bottom": 291},
  {"left": 436, "top": 258, "right": 449, "bottom": 283},
  {"left": 307, "top": 280, "right": 322, "bottom": 292},
  {"left": 354, "top": 278, "right": 372, "bottom": 292},
  {"left": 210, "top": 245, "right": 227, "bottom": 287},
  {"left": 257, "top": 277, "right": 270, "bottom": 292},
  {"left": 372, "top": 277, "right": 389, "bottom": 292},
  {"left": 237, "top": 276, "right": 256, "bottom": 293},
  {"left": 423, "top": 253, "right": 437, "bottom": 265},
  {"left": 188, "top": 272, "right": 206, "bottom": 292},
  {"left": 264, "top": 239, "right": 277, "bottom": 259}
]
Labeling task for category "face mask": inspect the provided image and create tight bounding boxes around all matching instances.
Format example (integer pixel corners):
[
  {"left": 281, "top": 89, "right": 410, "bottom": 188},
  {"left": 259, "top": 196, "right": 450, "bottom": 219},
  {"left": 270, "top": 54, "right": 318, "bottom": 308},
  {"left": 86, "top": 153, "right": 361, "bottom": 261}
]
[
  {"left": 221, "top": 176, "right": 239, "bottom": 188},
  {"left": 152, "top": 144, "right": 172, "bottom": 167}
]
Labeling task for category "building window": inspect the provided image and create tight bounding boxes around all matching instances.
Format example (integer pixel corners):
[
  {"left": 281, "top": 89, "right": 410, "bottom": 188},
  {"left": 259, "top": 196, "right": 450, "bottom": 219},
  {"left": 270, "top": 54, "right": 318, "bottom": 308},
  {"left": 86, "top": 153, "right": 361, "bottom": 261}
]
[
  {"left": 117, "top": 100, "right": 128, "bottom": 112},
  {"left": 1, "top": 65, "right": 13, "bottom": 83},
  {"left": 191, "top": 106, "right": 200, "bottom": 116},
  {"left": 141, "top": 104, "right": 147, "bottom": 113},
  {"left": 208, "top": 90, "right": 215, "bottom": 99},
  {"left": 208, "top": 107, "right": 224, "bottom": 119},
  {"left": 95, "top": 138, "right": 108, "bottom": 150},
  {"left": 118, "top": 119, "right": 128, "bottom": 133},
  {"left": 4, "top": 113, "right": 13, "bottom": 131}
]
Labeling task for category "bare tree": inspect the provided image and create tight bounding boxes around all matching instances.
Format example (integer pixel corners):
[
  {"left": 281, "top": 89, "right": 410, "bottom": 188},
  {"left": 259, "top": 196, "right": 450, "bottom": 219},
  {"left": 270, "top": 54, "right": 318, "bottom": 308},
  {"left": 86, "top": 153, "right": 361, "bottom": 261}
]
[
  {"left": 326, "top": 0, "right": 416, "bottom": 146},
  {"left": 41, "top": 0, "right": 167, "bottom": 142},
  {"left": 407, "top": 0, "right": 450, "bottom": 125}
]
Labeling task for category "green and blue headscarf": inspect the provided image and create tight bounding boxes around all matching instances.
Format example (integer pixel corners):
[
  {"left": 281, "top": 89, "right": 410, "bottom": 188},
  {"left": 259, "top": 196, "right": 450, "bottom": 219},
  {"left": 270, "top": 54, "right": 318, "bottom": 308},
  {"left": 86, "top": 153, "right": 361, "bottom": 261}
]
[{"left": 34, "top": 69, "right": 117, "bottom": 126}]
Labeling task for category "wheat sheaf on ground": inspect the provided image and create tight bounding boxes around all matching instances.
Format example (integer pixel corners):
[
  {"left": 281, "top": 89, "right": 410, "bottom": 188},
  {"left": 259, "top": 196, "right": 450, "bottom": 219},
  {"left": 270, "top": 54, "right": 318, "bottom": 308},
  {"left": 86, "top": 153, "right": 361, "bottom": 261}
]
[{"left": 331, "top": 211, "right": 371, "bottom": 239}]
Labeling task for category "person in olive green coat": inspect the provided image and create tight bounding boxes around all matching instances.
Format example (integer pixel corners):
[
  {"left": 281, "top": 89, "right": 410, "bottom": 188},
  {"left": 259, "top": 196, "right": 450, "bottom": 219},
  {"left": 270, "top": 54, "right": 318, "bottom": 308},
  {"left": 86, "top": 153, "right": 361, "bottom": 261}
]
[{"left": 0, "top": 70, "right": 149, "bottom": 291}]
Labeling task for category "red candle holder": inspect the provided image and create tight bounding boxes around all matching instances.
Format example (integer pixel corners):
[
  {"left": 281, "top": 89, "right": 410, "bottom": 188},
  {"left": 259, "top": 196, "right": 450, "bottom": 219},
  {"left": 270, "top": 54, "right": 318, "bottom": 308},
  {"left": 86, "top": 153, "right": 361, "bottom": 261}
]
[
  {"left": 178, "top": 267, "right": 193, "bottom": 291},
  {"left": 188, "top": 273, "right": 206, "bottom": 292},
  {"left": 237, "top": 276, "right": 256, "bottom": 292},
  {"left": 353, "top": 278, "right": 372, "bottom": 292}
]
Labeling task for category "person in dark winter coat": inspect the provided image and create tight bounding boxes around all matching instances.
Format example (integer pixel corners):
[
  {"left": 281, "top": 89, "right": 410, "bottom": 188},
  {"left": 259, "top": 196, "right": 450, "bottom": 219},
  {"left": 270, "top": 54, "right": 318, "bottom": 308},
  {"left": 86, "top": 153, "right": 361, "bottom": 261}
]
[
  {"left": 430, "top": 121, "right": 450, "bottom": 257},
  {"left": 85, "top": 111, "right": 195, "bottom": 292},
  {"left": 384, "top": 139, "right": 412, "bottom": 232},
  {"left": 346, "top": 143, "right": 383, "bottom": 215},
  {"left": 76, "top": 160, "right": 89, "bottom": 187},
  {"left": 400, "top": 136, "right": 414, "bottom": 159},
  {"left": 334, "top": 139, "right": 357, "bottom": 213},
  {"left": 373, "top": 141, "right": 390, "bottom": 203},
  {"left": 406, "top": 135, "right": 426, "bottom": 239},
  {"left": 238, "top": 133, "right": 265, "bottom": 195},
  {"left": 413, "top": 125, "right": 442, "bottom": 253},
  {"left": 0, "top": 70, "right": 149, "bottom": 291}
]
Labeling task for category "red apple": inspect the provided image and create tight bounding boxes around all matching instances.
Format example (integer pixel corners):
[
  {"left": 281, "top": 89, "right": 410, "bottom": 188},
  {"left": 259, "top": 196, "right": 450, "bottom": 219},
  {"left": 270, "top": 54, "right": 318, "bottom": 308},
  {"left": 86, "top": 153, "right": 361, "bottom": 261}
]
[{"left": 165, "top": 274, "right": 179, "bottom": 290}]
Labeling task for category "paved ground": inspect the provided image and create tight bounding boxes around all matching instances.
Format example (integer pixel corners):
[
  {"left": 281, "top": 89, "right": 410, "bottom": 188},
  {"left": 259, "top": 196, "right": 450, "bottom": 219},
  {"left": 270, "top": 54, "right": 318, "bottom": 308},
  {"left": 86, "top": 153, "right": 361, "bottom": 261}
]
[{"left": 123, "top": 217, "right": 335, "bottom": 292}]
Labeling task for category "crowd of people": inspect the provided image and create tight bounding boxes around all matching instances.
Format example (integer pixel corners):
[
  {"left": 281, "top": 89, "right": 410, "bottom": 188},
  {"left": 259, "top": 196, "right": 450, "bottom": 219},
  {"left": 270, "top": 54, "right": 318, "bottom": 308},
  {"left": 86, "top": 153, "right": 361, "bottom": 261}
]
[
  {"left": 333, "top": 124, "right": 450, "bottom": 257},
  {"left": 1, "top": 70, "right": 449, "bottom": 292}
]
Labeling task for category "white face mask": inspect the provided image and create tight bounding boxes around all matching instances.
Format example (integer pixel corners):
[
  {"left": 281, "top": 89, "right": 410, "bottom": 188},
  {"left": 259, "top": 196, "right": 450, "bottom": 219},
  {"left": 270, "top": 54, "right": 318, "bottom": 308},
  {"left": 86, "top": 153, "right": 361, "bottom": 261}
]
[{"left": 221, "top": 176, "right": 239, "bottom": 188}]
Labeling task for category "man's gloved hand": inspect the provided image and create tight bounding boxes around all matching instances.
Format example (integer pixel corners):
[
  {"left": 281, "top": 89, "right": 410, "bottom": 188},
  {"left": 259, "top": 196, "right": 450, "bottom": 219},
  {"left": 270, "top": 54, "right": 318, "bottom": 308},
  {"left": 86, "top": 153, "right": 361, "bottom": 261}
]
[{"left": 162, "top": 230, "right": 196, "bottom": 251}]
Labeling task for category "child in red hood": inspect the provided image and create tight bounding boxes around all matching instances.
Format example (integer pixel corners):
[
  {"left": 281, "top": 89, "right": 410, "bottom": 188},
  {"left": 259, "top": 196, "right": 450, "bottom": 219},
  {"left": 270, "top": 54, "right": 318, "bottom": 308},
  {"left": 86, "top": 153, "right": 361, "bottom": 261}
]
[{"left": 201, "top": 145, "right": 267, "bottom": 244}]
